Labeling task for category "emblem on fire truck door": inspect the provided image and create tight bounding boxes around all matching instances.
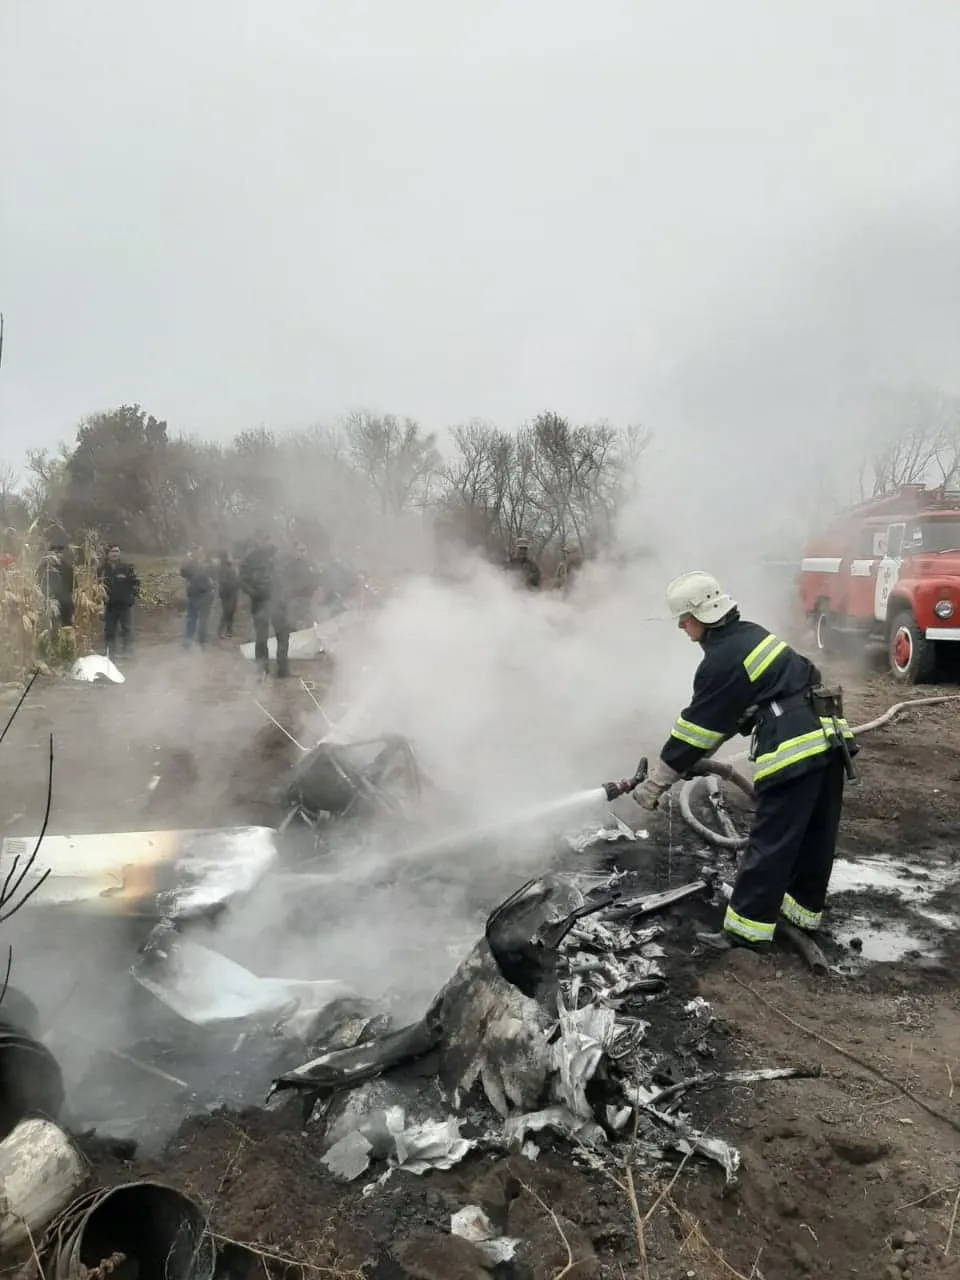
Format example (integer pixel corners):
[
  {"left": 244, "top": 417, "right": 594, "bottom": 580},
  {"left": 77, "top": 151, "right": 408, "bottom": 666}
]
[{"left": 873, "top": 523, "right": 905, "bottom": 621}]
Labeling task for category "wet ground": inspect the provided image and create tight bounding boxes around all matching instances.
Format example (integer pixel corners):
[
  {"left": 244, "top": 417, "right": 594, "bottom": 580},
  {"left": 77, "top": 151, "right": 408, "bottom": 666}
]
[{"left": 2, "top": 614, "right": 960, "bottom": 1279}]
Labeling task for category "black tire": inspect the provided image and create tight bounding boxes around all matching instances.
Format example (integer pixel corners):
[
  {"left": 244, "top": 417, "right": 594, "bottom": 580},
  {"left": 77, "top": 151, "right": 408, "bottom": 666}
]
[{"left": 888, "top": 609, "right": 937, "bottom": 684}]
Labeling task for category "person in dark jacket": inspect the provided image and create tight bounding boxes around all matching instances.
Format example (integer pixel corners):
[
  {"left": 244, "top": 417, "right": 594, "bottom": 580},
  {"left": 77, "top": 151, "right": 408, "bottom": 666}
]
[
  {"left": 269, "top": 541, "right": 322, "bottom": 677},
  {"left": 180, "top": 546, "right": 217, "bottom": 647},
  {"left": 98, "top": 545, "right": 140, "bottom": 656},
  {"left": 40, "top": 542, "right": 76, "bottom": 628},
  {"left": 631, "top": 571, "right": 857, "bottom": 954},
  {"left": 217, "top": 552, "right": 240, "bottom": 638},
  {"left": 238, "top": 530, "right": 277, "bottom": 676},
  {"left": 504, "top": 537, "right": 541, "bottom": 590}
]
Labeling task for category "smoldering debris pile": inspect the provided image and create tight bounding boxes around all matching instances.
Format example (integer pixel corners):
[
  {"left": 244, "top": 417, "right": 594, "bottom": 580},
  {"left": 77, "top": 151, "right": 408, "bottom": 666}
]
[
  {"left": 0, "top": 861, "right": 820, "bottom": 1280},
  {"left": 268, "top": 867, "right": 818, "bottom": 1190},
  {"left": 0, "top": 833, "right": 826, "bottom": 1278},
  {"left": 0, "top": 722, "right": 828, "bottom": 1278}
]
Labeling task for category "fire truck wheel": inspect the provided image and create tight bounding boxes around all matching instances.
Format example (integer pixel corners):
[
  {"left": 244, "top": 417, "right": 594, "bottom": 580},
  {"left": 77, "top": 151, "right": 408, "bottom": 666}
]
[{"left": 888, "top": 609, "right": 936, "bottom": 684}]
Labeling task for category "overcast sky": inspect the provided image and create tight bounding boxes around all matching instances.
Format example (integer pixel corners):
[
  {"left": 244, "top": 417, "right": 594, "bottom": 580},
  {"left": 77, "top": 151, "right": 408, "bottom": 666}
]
[{"left": 1, "top": 0, "right": 958, "bottom": 472}]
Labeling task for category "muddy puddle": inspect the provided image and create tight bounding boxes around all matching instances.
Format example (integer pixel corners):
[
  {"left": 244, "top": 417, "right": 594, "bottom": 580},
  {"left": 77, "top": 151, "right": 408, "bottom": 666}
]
[{"left": 827, "top": 850, "right": 960, "bottom": 965}]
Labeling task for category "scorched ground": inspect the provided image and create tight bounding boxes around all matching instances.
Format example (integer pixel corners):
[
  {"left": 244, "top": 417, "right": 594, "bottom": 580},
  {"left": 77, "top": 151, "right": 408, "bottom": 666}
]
[{"left": 1, "top": 636, "right": 959, "bottom": 1280}]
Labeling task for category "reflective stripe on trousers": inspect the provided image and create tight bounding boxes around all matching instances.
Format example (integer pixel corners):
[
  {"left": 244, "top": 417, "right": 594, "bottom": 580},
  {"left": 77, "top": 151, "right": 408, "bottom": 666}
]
[
  {"left": 723, "top": 894, "right": 823, "bottom": 942},
  {"left": 780, "top": 893, "right": 822, "bottom": 931},
  {"left": 722, "top": 906, "right": 776, "bottom": 943}
]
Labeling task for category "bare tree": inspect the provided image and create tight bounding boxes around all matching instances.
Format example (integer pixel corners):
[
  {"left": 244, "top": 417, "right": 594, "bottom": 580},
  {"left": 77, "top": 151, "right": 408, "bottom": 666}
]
[
  {"left": 858, "top": 385, "right": 960, "bottom": 498},
  {"left": 440, "top": 413, "right": 651, "bottom": 558},
  {"left": 0, "top": 464, "right": 20, "bottom": 527},
  {"left": 342, "top": 412, "right": 441, "bottom": 516}
]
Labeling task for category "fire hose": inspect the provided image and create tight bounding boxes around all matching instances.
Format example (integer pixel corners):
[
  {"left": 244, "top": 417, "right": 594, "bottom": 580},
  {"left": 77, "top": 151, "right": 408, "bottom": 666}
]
[{"left": 677, "top": 693, "right": 960, "bottom": 852}]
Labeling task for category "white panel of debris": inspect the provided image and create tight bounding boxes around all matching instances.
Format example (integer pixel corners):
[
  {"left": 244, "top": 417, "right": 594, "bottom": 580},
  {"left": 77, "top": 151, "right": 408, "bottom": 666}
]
[{"left": 0, "top": 826, "right": 279, "bottom": 917}]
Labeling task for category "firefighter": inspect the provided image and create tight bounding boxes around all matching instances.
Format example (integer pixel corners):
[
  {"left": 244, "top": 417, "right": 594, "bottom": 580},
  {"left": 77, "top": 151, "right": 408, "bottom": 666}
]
[
  {"left": 505, "top": 536, "right": 541, "bottom": 589},
  {"left": 98, "top": 544, "right": 140, "bottom": 657},
  {"left": 238, "top": 529, "right": 277, "bottom": 676},
  {"left": 631, "top": 570, "right": 857, "bottom": 953}
]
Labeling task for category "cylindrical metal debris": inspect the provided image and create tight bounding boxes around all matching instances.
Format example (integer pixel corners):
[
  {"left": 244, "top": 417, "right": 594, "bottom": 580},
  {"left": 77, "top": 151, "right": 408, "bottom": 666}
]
[
  {"left": 41, "top": 1181, "right": 216, "bottom": 1280},
  {"left": 0, "top": 1024, "right": 65, "bottom": 1141},
  {"left": 0, "top": 1116, "right": 88, "bottom": 1251}
]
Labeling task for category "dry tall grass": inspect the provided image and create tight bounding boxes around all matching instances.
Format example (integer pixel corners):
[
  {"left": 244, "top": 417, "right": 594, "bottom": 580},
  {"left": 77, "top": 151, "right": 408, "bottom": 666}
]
[{"left": 0, "top": 528, "right": 106, "bottom": 681}]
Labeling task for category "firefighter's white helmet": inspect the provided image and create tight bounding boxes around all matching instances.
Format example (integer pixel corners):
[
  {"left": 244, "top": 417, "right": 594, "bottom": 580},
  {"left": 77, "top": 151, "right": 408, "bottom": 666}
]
[{"left": 666, "top": 571, "right": 737, "bottom": 625}]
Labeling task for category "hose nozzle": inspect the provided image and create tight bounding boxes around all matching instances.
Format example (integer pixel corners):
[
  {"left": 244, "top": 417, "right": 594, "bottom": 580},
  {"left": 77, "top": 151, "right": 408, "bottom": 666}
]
[{"left": 602, "top": 756, "right": 649, "bottom": 802}]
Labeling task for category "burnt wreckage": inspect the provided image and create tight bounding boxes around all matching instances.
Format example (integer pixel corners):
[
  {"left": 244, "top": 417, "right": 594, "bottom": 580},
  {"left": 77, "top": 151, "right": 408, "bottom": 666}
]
[
  {"left": 0, "top": 713, "right": 828, "bottom": 1273},
  {"left": 268, "top": 866, "right": 820, "bottom": 1187},
  {"left": 276, "top": 733, "right": 423, "bottom": 835}
]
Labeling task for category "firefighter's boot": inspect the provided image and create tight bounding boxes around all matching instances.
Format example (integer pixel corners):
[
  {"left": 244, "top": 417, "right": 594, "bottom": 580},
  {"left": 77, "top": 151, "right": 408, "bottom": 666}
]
[{"left": 696, "top": 929, "right": 771, "bottom": 956}]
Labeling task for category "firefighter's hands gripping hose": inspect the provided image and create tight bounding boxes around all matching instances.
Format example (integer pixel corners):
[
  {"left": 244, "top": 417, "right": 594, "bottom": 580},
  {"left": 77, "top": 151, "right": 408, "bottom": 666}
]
[{"left": 631, "top": 758, "right": 682, "bottom": 811}]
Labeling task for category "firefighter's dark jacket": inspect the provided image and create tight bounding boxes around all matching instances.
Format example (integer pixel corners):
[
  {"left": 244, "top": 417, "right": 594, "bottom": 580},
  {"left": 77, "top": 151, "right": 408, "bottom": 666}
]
[
  {"left": 98, "top": 560, "right": 140, "bottom": 607},
  {"left": 659, "top": 614, "right": 858, "bottom": 792}
]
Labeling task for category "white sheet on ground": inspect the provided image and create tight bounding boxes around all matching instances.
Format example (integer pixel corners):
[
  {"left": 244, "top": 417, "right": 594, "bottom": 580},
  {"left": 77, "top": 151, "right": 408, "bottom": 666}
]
[
  {"left": 240, "top": 624, "right": 325, "bottom": 661},
  {"left": 69, "top": 654, "right": 125, "bottom": 683}
]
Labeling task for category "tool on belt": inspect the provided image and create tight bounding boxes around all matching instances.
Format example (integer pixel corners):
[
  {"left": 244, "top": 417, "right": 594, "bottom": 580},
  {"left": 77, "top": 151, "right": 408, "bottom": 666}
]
[{"left": 811, "top": 684, "right": 858, "bottom": 782}]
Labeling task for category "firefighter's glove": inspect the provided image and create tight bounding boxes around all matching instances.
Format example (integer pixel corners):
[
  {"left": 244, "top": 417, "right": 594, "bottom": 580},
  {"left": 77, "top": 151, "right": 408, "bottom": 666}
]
[{"left": 631, "top": 759, "right": 681, "bottom": 811}]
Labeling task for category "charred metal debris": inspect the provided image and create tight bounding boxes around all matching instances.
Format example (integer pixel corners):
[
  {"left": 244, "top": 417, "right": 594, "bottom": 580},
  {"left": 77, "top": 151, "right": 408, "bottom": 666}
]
[
  {"left": 267, "top": 866, "right": 819, "bottom": 1190},
  {"left": 0, "top": 674, "right": 825, "bottom": 1279}
]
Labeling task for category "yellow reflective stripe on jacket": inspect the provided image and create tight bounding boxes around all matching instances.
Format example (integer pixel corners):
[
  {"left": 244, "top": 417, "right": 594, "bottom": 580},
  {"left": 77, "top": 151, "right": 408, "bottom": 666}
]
[
  {"left": 753, "top": 729, "right": 830, "bottom": 782},
  {"left": 752, "top": 717, "right": 855, "bottom": 783},
  {"left": 781, "top": 894, "right": 822, "bottom": 931},
  {"left": 670, "top": 716, "right": 725, "bottom": 752},
  {"left": 743, "top": 633, "right": 787, "bottom": 683},
  {"left": 723, "top": 905, "right": 776, "bottom": 943}
]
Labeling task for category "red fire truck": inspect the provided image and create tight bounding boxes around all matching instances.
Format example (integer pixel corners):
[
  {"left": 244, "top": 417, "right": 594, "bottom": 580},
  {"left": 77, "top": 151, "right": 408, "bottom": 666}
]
[{"left": 799, "top": 485, "right": 960, "bottom": 683}]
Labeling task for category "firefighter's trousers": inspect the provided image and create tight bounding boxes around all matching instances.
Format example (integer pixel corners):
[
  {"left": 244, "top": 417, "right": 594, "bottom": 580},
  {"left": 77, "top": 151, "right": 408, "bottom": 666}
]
[{"left": 723, "top": 751, "right": 846, "bottom": 944}]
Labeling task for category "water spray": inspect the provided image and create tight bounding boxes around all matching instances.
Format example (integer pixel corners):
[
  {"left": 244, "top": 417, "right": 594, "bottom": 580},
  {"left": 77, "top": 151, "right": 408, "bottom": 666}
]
[{"left": 286, "top": 758, "right": 650, "bottom": 889}]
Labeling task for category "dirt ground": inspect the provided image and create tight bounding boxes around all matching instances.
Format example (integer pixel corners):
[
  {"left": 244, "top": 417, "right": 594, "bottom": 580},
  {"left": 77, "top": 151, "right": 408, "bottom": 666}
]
[{"left": 3, "top": 607, "right": 960, "bottom": 1280}]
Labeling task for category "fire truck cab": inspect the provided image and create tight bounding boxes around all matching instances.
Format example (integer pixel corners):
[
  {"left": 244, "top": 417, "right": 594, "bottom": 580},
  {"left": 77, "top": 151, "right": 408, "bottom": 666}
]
[{"left": 799, "top": 485, "right": 960, "bottom": 683}]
